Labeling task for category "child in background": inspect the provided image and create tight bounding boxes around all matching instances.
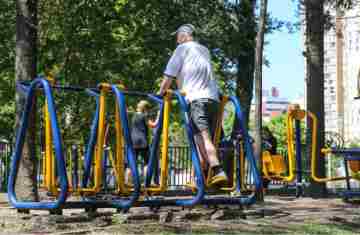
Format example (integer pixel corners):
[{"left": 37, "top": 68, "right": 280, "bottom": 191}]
[{"left": 126, "top": 100, "right": 151, "bottom": 185}]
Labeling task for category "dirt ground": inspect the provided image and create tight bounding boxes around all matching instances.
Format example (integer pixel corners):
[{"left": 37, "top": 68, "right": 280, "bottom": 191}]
[{"left": 1, "top": 193, "right": 360, "bottom": 235}]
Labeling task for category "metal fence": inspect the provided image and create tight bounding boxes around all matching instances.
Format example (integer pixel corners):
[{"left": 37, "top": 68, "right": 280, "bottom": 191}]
[
  {"left": 0, "top": 142, "right": 11, "bottom": 192},
  {"left": 0, "top": 142, "right": 343, "bottom": 192},
  {"left": 0, "top": 143, "right": 302, "bottom": 192},
  {"left": 168, "top": 145, "right": 192, "bottom": 187}
]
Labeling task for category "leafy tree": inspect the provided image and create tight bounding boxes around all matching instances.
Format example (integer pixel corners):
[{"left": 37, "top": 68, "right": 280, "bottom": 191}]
[
  {"left": 0, "top": 1, "right": 16, "bottom": 141},
  {"left": 1, "top": 0, "right": 290, "bottom": 148}
]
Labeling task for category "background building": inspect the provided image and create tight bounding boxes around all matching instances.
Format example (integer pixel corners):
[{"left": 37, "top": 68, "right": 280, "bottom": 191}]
[
  {"left": 322, "top": 4, "right": 360, "bottom": 143},
  {"left": 252, "top": 87, "right": 289, "bottom": 122}
]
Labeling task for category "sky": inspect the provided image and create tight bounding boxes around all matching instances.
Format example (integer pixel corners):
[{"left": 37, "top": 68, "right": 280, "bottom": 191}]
[{"left": 263, "top": 0, "right": 304, "bottom": 101}]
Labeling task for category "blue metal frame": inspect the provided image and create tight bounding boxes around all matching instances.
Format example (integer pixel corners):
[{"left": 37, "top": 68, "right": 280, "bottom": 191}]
[
  {"left": 295, "top": 120, "right": 303, "bottom": 197},
  {"left": 77, "top": 85, "right": 141, "bottom": 210},
  {"left": 9, "top": 80, "right": 262, "bottom": 209},
  {"left": 8, "top": 78, "right": 69, "bottom": 209},
  {"left": 140, "top": 95, "right": 262, "bottom": 206},
  {"left": 116, "top": 89, "right": 206, "bottom": 207},
  {"left": 327, "top": 148, "right": 360, "bottom": 200},
  {"left": 144, "top": 95, "right": 164, "bottom": 187},
  {"left": 81, "top": 89, "right": 100, "bottom": 188},
  {"left": 198, "top": 96, "right": 261, "bottom": 205}
]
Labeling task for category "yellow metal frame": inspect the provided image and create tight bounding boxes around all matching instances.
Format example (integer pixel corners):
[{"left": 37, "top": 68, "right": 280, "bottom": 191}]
[
  {"left": 141, "top": 90, "right": 171, "bottom": 194},
  {"left": 41, "top": 76, "right": 58, "bottom": 195},
  {"left": 262, "top": 107, "right": 351, "bottom": 184},
  {"left": 42, "top": 82, "right": 129, "bottom": 196},
  {"left": 117, "top": 90, "right": 171, "bottom": 195},
  {"left": 261, "top": 108, "right": 303, "bottom": 183},
  {"left": 261, "top": 108, "right": 301, "bottom": 183},
  {"left": 214, "top": 96, "right": 239, "bottom": 191},
  {"left": 239, "top": 142, "right": 248, "bottom": 191},
  {"left": 188, "top": 95, "right": 242, "bottom": 192},
  {"left": 307, "top": 110, "right": 350, "bottom": 182}
]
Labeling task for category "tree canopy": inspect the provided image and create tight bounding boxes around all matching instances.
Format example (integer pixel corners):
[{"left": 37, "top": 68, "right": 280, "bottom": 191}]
[{"left": 3, "top": 0, "right": 273, "bottom": 143}]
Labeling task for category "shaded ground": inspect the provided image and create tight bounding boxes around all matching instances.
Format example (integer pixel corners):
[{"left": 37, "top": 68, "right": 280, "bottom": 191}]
[{"left": 1, "top": 193, "right": 360, "bottom": 235}]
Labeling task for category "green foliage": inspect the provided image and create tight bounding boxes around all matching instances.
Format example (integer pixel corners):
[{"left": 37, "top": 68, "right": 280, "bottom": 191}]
[
  {"left": 0, "top": 0, "right": 15, "bottom": 141},
  {"left": 1, "top": 0, "right": 287, "bottom": 143},
  {"left": 266, "top": 114, "right": 288, "bottom": 152},
  {"left": 266, "top": 113, "right": 306, "bottom": 152},
  {"left": 223, "top": 104, "right": 235, "bottom": 138}
]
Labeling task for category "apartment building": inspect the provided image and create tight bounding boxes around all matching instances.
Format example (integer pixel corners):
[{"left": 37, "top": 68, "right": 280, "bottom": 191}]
[{"left": 323, "top": 3, "right": 360, "bottom": 142}]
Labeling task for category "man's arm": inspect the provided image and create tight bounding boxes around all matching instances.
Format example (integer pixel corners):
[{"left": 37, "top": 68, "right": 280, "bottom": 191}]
[{"left": 158, "top": 75, "right": 173, "bottom": 96}]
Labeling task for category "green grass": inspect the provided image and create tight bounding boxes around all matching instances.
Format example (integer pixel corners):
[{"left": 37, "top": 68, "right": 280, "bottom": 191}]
[
  {"left": 155, "top": 222, "right": 360, "bottom": 235},
  {"left": 289, "top": 223, "right": 359, "bottom": 235}
]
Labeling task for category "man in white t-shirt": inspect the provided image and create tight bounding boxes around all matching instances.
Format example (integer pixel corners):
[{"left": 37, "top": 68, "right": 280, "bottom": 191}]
[{"left": 158, "top": 24, "right": 228, "bottom": 186}]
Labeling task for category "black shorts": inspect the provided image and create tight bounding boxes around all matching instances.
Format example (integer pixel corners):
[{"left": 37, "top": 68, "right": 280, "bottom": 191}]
[{"left": 189, "top": 98, "right": 220, "bottom": 137}]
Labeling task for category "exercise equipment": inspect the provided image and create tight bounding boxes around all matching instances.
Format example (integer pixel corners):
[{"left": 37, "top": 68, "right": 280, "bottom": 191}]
[
  {"left": 8, "top": 76, "right": 262, "bottom": 212},
  {"left": 262, "top": 105, "right": 357, "bottom": 198}
]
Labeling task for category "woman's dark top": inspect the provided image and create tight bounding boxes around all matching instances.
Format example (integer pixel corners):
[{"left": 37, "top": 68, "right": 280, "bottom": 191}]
[{"left": 130, "top": 112, "right": 148, "bottom": 149}]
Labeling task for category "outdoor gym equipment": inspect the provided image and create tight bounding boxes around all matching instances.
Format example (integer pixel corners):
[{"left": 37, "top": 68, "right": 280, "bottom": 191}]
[
  {"left": 320, "top": 148, "right": 360, "bottom": 200},
  {"left": 9, "top": 77, "right": 141, "bottom": 210},
  {"left": 8, "top": 76, "right": 262, "bottom": 212},
  {"left": 261, "top": 106, "right": 303, "bottom": 196},
  {"left": 262, "top": 105, "right": 356, "bottom": 198},
  {"left": 114, "top": 91, "right": 262, "bottom": 207}
]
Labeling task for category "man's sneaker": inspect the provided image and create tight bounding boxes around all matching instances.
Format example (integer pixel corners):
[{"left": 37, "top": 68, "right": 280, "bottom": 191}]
[{"left": 208, "top": 170, "right": 228, "bottom": 187}]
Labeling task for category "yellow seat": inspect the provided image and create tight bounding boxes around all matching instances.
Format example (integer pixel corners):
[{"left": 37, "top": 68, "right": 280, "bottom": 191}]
[
  {"left": 262, "top": 151, "right": 286, "bottom": 178},
  {"left": 271, "top": 155, "right": 286, "bottom": 174},
  {"left": 349, "top": 160, "right": 360, "bottom": 180}
]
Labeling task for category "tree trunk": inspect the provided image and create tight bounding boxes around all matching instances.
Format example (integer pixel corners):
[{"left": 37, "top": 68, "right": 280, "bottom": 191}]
[
  {"left": 15, "top": 0, "right": 38, "bottom": 204},
  {"left": 235, "top": 0, "right": 256, "bottom": 128},
  {"left": 254, "top": 0, "right": 268, "bottom": 201},
  {"left": 304, "top": 0, "right": 326, "bottom": 196}
]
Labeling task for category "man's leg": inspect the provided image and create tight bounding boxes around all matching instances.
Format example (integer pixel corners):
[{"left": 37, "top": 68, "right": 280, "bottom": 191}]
[
  {"left": 197, "top": 130, "right": 220, "bottom": 168},
  {"left": 195, "top": 129, "right": 227, "bottom": 185},
  {"left": 189, "top": 99, "right": 227, "bottom": 185},
  {"left": 194, "top": 134, "right": 209, "bottom": 169}
]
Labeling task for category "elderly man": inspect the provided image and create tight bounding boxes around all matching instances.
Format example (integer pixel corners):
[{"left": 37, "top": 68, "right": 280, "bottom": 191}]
[{"left": 158, "top": 24, "right": 227, "bottom": 186}]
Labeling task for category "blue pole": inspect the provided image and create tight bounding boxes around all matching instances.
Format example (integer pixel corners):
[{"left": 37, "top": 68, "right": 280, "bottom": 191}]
[
  {"left": 81, "top": 90, "right": 100, "bottom": 188},
  {"left": 144, "top": 99, "right": 164, "bottom": 187},
  {"left": 71, "top": 145, "right": 78, "bottom": 191}
]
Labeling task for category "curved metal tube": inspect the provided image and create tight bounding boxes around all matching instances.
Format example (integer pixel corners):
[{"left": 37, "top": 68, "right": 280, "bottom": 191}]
[
  {"left": 144, "top": 96, "right": 164, "bottom": 187},
  {"left": 166, "top": 90, "right": 205, "bottom": 206},
  {"left": 8, "top": 78, "right": 68, "bottom": 209},
  {"left": 81, "top": 90, "right": 100, "bottom": 188},
  {"left": 309, "top": 111, "right": 349, "bottom": 182},
  {"left": 229, "top": 96, "right": 262, "bottom": 192},
  {"left": 141, "top": 90, "right": 205, "bottom": 207},
  {"left": 79, "top": 85, "right": 141, "bottom": 210},
  {"left": 107, "top": 85, "right": 140, "bottom": 208}
]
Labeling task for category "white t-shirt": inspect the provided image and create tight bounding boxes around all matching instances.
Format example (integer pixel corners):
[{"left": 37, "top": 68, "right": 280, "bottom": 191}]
[{"left": 164, "top": 41, "right": 219, "bottom": 102}]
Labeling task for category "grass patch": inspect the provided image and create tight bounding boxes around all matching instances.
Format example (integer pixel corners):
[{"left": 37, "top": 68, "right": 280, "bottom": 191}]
[
  {"left": 286, "top": 223, "right": 360, "bottom": 235},
  {"left": 156, "top": 222, "right": 360, "bottom": 235}
]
